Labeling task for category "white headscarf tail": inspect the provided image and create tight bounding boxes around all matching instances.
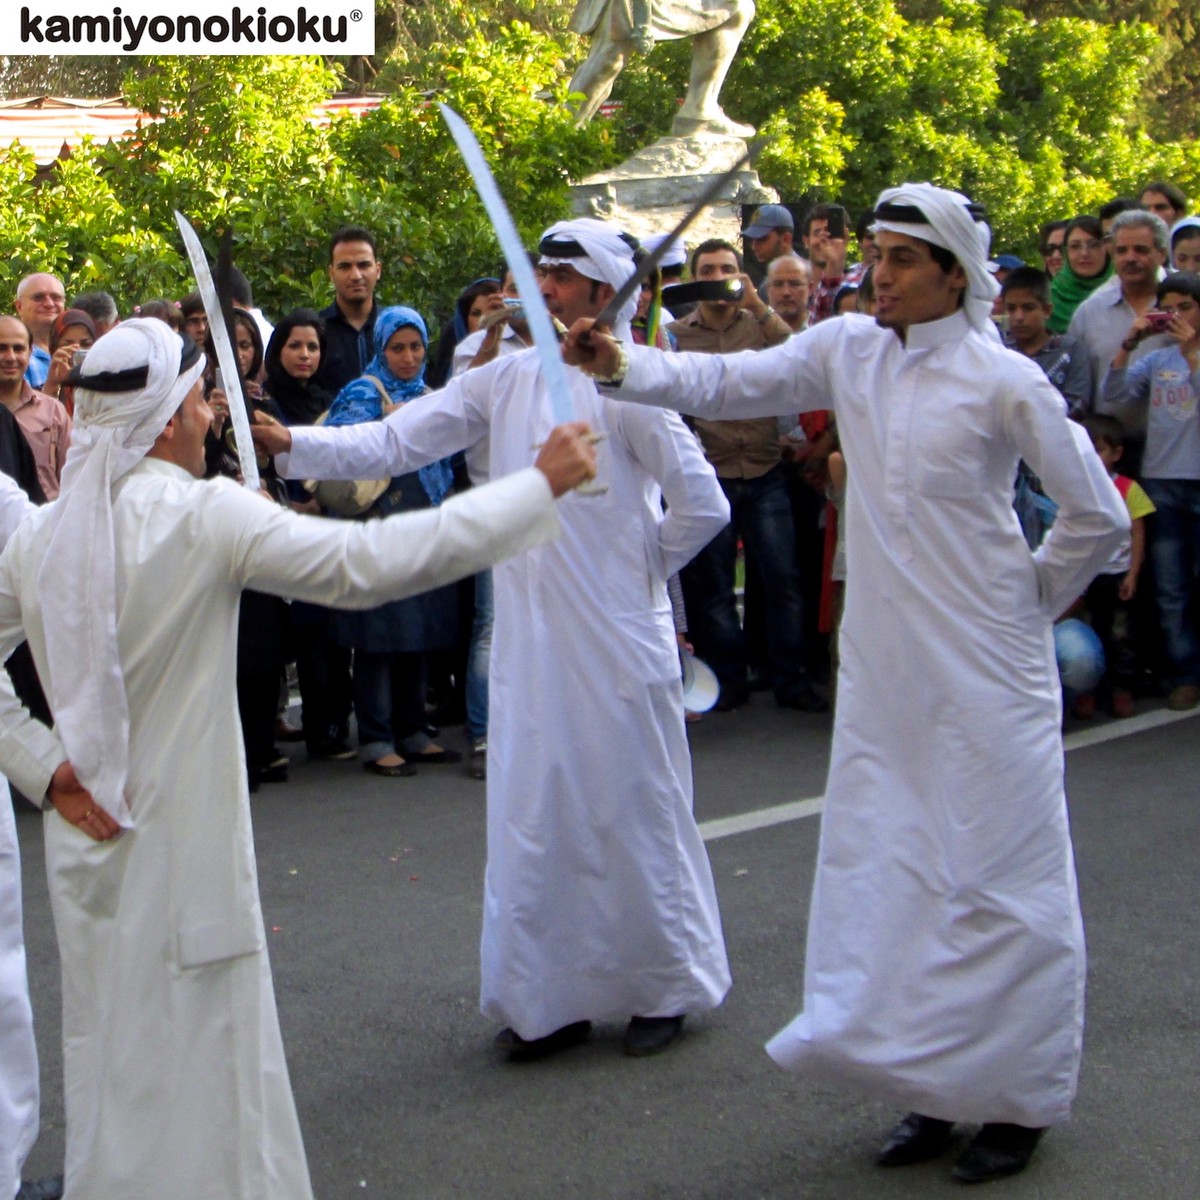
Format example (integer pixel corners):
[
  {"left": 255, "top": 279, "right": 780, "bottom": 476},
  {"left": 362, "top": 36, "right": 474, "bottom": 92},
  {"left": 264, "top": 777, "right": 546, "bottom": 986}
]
[{"left": 37, "top": 319, "right": 206, "bottom": 827}]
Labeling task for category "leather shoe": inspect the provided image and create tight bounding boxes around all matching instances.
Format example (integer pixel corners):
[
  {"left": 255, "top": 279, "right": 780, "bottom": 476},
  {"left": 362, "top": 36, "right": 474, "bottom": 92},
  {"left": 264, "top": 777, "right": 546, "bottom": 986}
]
[
  {"left": 713, "top": 687, "right": 749, "bottom": 713},
  {"left": 309, "top": 738, "right": 357, "bottom": 761},
  {"left": 623, "top": 1014, "right": 685, "bottom": 1057},
  {"left": 275, "top": 717, "right": 305, "bottom": 742},
  {"left": 876, "top": 1112, "right": 955, "bottom": 1167},
  {"left": 951, "top": 1123, "right": 1044, "bottom": 1183},
  {"left": 18, "top": 1178, "right": 65, "bottom": 1200},
  {"left": 494, "top": 1020, "right": 592, "bottom": 1061},
  {"left": 364, "top": 758, "right": 417, "bottom": 778},
  {"left": 776, "top": 682, "right": 829, "bottom": 713}
]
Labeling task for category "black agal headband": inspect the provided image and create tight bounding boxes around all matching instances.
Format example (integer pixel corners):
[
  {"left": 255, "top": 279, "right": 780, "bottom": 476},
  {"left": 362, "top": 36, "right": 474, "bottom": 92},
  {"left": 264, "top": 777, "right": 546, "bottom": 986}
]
[
  {"left": 64, "top": 334, "right": 202, "bottom": 392},
  {"left": 873, "top": 200, "right": 988, "bottom": 225},
  {"left": 538, "top": 231, "right": 641, "bottom": 259}
]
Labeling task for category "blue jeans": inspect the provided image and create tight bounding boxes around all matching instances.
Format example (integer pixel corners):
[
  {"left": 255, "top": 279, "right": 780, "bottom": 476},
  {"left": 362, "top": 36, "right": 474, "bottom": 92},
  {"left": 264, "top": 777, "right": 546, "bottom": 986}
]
[
  {"left": 1143, "top": 478, "right": 1200, "bottom": 685},
  {"left": 353, "top": 650, "right": 431, "bottom": 760},
  {"left": 680, "top": 466, "right": 808, "bottom": 700},
  {"left": 465, "top": 569, "right": 493, "bottom": 740}
]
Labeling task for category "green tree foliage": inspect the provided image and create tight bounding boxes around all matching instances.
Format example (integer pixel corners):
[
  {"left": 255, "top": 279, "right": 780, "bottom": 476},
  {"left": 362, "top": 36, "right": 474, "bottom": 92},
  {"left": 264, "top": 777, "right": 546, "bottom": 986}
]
[
  {"left": 606, "top": 0, "right": 1200, "bottom": 254},
  {"left": 375, "top": 0, "right": 578, "bottom": 83},
  {"left": 3, "top": 0, "right": 1199, "bottom": 314},
  {"left": 992, "top": 1, "right": 1200, "bottom": 139},
  {"left": 1, "top": 37, "right": 612, "bottom": 330},
  {"left": 0, "top": 55, "right": 130, "bottom": 99}
]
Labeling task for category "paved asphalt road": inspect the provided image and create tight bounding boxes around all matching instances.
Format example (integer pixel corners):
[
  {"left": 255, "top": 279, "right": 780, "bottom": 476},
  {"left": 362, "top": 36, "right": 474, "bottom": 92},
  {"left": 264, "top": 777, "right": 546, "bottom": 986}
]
[{"left": 14, "top": 700, "right": 1200, "bottom": 1199}]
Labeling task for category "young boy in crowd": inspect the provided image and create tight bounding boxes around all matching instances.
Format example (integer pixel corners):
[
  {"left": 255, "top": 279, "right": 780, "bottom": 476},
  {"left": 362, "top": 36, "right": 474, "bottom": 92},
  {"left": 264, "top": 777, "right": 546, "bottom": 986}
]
[
  {"left": 1001, "top": 267, "right": 1095, "bottom": 547},
  {"left": 1071, "top": 415, "right": 1156, "bottom": 718},
  {"left": 1001, "top": 266, "right": 1092, "bottom": 416}
]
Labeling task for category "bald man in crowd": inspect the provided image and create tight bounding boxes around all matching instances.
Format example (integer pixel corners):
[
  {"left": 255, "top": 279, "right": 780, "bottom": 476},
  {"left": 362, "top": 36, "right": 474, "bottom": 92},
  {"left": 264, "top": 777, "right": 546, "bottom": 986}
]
[{"left": 13, "top": 275, "right": 65, "bottom": 390}]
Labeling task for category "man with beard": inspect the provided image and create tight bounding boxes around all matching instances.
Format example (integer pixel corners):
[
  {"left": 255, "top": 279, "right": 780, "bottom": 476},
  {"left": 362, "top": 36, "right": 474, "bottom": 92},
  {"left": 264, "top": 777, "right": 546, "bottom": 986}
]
[{"left": 255, "top": 218, "right": 734, "bottom": 1061}]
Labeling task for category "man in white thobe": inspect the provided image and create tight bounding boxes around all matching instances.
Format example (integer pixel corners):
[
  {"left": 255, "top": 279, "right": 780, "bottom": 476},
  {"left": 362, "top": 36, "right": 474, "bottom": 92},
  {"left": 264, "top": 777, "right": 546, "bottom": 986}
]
[
  {"left": 564, "top": 185, "right": 1129, "bottom": 1182},
  {"left": 0, "top": 319, "right": 596, "bottom": 1200},
  {"left": 0, "top": 474, "right": 48, "bottom": 1200},
  {"left": 258, "top": 219, "right": 733, "bottom": 1060}
]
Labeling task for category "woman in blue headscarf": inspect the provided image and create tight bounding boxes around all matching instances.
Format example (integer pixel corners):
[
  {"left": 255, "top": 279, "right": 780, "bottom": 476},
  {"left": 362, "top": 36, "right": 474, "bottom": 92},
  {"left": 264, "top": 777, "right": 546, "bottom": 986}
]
[{"left": 325, "top": 306, "right": 462, "bottom": 776}]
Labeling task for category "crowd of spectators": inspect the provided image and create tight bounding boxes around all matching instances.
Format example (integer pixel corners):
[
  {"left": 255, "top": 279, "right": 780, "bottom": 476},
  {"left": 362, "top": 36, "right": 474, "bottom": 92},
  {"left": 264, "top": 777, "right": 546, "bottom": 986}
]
[
  {"left": 726, "top": 183, "right": 1200, "bottom": 723},
  {"left": 7, "top": 180, "right": 1198, "bottom": 798}
]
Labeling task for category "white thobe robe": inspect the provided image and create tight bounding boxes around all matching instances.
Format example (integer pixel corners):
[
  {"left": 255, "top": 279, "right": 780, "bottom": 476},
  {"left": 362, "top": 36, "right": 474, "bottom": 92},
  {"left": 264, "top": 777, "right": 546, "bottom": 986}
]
[
  {"left": 0, "top": 474, "right": 38, "bottom": 1200},
  {"left": 282, "top": 350, "right": 733, "bottom": 1039},
  {"left": 607, "top": 310, "right": 1129, "bottom": 1126},
  {"left": 0, "top": 459, "right": 561, "bottom": 1200}
]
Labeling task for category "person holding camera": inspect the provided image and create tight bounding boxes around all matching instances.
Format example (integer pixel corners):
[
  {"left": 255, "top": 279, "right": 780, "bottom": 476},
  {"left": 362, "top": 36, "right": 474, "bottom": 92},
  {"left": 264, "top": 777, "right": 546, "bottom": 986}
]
[
  {"left": 668, "top": 240, "right": 826, "bottom": 713},
  {"left": 801, "top": 203, "right": 853, "bottom": 324},
  {"left": 1100, "top": 269, "right": 1200, "bottom": 709},
  {"left": 40, "top": 309, "right": 97, "bottom": 419}
]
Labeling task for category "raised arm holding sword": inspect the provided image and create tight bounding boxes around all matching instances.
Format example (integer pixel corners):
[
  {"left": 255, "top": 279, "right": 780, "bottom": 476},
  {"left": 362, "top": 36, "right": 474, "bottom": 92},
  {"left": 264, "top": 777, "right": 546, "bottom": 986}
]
[
  {"left": 0, "top": 317, "right": 595, "bottom": 1199},
  {"left": 561, "top": 182, "right": 1129, "bottom": 1184}
]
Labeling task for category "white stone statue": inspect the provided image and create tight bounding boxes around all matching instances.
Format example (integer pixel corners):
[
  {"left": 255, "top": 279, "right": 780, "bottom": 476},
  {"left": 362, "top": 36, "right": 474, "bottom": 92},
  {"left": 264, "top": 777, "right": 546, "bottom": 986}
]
[{"left": 568, "top": 0, "right": 756, "bottom": 138}]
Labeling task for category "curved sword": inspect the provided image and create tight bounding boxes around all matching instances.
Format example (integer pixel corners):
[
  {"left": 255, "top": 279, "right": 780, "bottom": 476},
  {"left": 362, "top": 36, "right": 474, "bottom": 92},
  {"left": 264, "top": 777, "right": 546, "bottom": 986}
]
[
  {"left": 439, "top": 105, "right": 575, "bottom": 424},
  {"left": 173, "top": 211, "right": 260, "bottom": 491}
]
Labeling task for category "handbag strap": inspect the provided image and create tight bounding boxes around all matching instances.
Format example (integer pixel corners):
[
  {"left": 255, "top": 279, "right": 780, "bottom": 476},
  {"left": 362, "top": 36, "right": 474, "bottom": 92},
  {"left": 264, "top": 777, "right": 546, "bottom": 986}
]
[{"left": 364, "top": 374, "right": 391, "bottom": 412}]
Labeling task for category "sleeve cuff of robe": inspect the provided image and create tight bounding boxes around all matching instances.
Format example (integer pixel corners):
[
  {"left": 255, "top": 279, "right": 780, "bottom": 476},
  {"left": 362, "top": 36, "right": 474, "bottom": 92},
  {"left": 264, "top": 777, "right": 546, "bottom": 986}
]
[{"left": 0, "top": 718, "right": 65, "bottom": 810}]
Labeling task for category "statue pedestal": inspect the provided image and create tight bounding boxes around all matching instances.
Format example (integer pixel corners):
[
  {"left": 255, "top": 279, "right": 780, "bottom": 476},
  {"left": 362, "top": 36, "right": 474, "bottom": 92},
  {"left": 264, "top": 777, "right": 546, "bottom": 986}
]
[{"left": 570, "top": 134, "right": 776, "bottom": 246}]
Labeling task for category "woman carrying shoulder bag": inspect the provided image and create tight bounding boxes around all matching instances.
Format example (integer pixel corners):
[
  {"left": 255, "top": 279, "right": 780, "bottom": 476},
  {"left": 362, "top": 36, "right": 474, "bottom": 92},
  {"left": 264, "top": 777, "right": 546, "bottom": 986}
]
[{"left": 325, "top": 306, "right": 463, "bottom": 777}]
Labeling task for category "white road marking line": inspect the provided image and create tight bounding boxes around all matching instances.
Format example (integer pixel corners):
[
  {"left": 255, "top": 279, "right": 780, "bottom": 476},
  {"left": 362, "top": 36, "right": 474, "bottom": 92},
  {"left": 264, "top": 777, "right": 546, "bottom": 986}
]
[{"left": 698, "top": 706, "right": 1200, "bottom": 843}]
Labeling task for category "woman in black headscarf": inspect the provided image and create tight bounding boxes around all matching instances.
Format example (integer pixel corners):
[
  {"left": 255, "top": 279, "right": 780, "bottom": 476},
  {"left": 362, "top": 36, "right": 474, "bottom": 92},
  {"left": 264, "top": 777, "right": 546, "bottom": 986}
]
[
  {"left": 260, "top": 309, "right": 357, "bottom": 763},
  {"left": 262, "top": 308, "right": 332, "bottom": 431}
]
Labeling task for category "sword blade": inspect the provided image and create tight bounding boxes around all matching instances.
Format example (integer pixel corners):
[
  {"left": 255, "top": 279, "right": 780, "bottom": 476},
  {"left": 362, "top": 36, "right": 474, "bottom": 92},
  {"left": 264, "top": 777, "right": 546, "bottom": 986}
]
[
  {"left": 173, "top": 211, "right": 261, "bottom": 491},
  {"left": 594, "top": 144, "right": 756, "bottom": 329},
  {"left": 439, "top": 105, "right": 574, "bottom": 423}
]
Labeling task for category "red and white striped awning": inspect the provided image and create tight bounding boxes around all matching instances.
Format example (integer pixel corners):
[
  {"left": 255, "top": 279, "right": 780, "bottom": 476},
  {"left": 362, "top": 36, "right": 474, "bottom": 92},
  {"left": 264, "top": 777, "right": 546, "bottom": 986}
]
[{"left": 0, "top": 93, "right": 386, "bottom": 167}]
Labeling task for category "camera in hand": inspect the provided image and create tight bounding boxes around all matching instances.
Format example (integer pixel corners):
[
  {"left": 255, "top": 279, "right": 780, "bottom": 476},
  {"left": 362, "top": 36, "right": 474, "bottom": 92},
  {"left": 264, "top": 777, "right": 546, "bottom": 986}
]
[
  {"left": 1145, "top": 310, "right": 1174, "bottom": 333},
  {"left": 661, "top": 278, "right": 745, "bottom": 307}
]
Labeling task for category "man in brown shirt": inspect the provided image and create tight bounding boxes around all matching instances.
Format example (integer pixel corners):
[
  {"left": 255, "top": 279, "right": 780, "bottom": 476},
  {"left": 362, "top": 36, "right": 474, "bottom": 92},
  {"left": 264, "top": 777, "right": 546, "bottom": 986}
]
[
  {"left": 0, "top": 317, "right": 70, "bottom": 501},
  {"left": 668, "top": 241, "right": 827, "bottom": 712}
]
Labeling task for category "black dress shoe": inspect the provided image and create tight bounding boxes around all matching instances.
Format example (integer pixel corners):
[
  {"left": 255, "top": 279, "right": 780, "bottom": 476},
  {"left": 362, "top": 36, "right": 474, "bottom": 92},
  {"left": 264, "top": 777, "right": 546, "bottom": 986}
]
[
  {"left": 18, "top": 1177, "right": 65, "bottom": 1200},
  {"left": 876, "top": 1112, "right": 956, "bottom": 1167},
  {"left": 713, "top": 687, "right": 749, "bottom": 713},
  {"left": 623, "top": 1014, "right": 685, "bottom": 1056},
  {"left": 494, "top": 1020, "right": 592, "bottom": 1061},
  {"left": 951, "top": 1123, "right": 1045, "bottom": 1183},
  {"left": 776, "top": 682, "right": 830, "bottom": 713},
  {"left": 746, "top": 668, "right": 773, "bottom": 693},
  {"left": 309, "top": 738, "right": 357, "bottom": 761}
]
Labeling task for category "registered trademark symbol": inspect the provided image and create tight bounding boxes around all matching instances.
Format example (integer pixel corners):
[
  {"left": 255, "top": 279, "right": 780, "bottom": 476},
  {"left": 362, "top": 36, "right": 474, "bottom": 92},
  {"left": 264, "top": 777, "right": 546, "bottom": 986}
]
[{"left": 350, "top": 8, "right": 362, "bottom": 19}]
